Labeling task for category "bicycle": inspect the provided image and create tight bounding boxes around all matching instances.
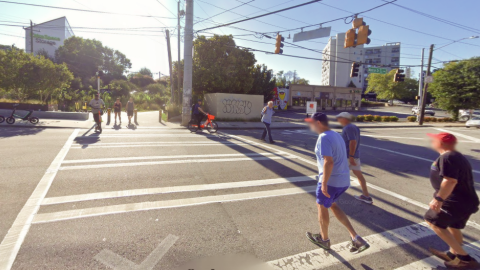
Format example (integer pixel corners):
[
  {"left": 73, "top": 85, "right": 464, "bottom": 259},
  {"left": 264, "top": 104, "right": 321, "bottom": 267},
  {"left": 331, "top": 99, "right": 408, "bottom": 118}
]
[
  {"left": 188, "top": 113, "right": 218, "bottom": 133},
  {"left": 5, "top": 104, "right": 39, "bottom": 125}
]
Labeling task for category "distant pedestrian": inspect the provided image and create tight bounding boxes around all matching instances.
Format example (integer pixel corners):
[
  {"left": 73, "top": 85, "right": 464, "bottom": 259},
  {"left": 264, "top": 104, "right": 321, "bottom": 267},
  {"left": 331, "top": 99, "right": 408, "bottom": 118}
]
[
  {"left": 424, "top": 132, "right": 479, "bottom": 269},
  {"left": 126, "top": 97, "right": 134, "bottom": 126},
  {"left": 114, "top": 98, "right": 122, "bottom": 124},
  {"left": 336, "top": 112, "right": 373, "bottom": 204},
  {"left": 260, "top": 101, "right": 275, "bottom": 144},
  {"left": 88, "top": 93, "right": 105, "bottom": 133},
  {"left": 305, "top": 112, "right": 370, "bottom": 254}
]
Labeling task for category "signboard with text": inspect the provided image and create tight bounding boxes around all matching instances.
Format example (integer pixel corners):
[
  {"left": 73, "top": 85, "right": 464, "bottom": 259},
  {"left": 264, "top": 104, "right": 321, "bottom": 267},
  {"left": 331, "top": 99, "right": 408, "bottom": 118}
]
[
  {"left": 306, "top": 101, "right": 317, "bottom": 114},
  {"left": 368, "top": 67, "right": 387, "bottom": 74}
]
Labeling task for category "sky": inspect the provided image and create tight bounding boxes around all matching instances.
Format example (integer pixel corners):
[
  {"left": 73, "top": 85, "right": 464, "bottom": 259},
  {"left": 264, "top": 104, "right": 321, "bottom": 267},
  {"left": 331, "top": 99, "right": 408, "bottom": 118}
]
[{"left": 1, "top": 0, "right": 479, "bottom": 85}]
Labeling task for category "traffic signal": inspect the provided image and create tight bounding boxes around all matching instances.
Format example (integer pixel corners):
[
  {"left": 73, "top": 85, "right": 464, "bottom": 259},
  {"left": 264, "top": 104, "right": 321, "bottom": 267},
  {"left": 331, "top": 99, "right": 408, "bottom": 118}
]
[
  {"left": 275, "top": 34, "right": 284, "bottom": 54},
  {"left": 350, "top": 62, "right": 360, "bottom": 77},
  {"left": 394, "top": 69, "right": 405, "bottom": 82},
  {"left": 344, "top": 29, "right": 356, "bottom": 48},
  {"left": 352, "top": 17, "right": 365, "bottom": 29},
  {"left": 357, "top": 25, "right": 371, "bottom": 45}
]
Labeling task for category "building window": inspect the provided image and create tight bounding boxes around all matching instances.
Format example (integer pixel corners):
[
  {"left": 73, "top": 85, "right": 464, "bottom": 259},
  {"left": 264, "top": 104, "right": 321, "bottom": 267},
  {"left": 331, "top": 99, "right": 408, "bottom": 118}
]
[
  {"left": 391, "top": 57, "right": 399, "bottom": 62},
  {"left": 392, "top": 47, "right": 400, "bottom": 53},
  {"left": 292, "top": 97, "right": 309, "bottom": 107},
  {"left": 373, "top": 49, "right": 381, "bottom": 54},
  {"left": 365, "top": 59, "right": 373, "bottom": 64},
  {"left": 365, "top": 49, "right": 373, "bottom": 55},
  {"left": 372, "top": 58, "right": 381, "bottom": 64}
]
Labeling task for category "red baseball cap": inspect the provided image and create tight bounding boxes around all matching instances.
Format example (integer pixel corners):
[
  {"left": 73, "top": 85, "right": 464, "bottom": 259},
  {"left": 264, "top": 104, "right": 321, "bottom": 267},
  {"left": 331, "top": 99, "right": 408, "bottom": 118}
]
[{"left": 427, "top": 132, "right": 457, "bottom": 144}]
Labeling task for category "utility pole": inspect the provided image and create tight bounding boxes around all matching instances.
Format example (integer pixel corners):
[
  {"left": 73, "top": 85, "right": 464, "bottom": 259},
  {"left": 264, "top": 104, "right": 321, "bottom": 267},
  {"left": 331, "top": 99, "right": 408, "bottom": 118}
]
[
  {"left": 181, "top": 0, "right": 193, "bottom": 125},
  {"left": 30, "top": 20, "right": 34, "bottom": 54},
  {"left": 165, "top": 30, "right": 174, "bottom": 102},
  {"left": 416, "top": 48, "right": 424, "bottom": 122},
  {"left": 177, "top": 1, "right": 182, "bottom": 105},
  {"left": 418, "top": 44, "right": 434, "bottom": 126}
]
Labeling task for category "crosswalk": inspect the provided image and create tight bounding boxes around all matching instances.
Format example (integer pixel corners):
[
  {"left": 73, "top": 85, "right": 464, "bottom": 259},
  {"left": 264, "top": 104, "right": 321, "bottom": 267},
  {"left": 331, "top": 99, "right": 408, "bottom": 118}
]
[{"left": 1, "top": 125, "right": 480, "bottom": 269}]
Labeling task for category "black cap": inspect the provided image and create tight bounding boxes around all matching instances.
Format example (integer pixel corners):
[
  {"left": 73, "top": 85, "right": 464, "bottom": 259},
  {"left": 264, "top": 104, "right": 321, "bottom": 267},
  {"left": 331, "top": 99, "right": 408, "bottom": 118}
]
[{"left": 305, "top": 112, "right": 328, "bottom": 124}]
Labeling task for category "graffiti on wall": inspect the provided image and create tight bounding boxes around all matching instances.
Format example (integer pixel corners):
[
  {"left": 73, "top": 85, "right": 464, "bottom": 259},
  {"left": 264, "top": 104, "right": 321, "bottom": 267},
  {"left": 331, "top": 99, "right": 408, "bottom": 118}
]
[
  {"left": 222, "top": 99, "right": 252, "bottom": 115},
  {"left": 272, "top": 87, "right": 289, "bottom": 110}
]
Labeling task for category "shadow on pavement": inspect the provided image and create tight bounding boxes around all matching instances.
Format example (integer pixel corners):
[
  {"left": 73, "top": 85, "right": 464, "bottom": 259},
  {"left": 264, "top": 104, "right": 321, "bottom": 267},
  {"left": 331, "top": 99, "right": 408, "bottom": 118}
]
[{"left": 0, "top": 126, "right": 44, "bottom": 138}]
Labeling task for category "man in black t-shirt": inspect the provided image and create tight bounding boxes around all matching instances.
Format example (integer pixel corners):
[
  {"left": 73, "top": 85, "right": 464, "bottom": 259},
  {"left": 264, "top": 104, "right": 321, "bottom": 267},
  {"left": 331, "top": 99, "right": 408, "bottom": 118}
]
[{"left": 424, "top": 132, "right": 480, "bottom": 269}]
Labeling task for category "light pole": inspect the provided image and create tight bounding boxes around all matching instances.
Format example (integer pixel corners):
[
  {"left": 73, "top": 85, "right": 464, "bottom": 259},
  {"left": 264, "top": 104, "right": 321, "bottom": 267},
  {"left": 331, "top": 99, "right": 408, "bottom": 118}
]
[{"left": 434, "top": 36, "right": 479, "bottom": 51}]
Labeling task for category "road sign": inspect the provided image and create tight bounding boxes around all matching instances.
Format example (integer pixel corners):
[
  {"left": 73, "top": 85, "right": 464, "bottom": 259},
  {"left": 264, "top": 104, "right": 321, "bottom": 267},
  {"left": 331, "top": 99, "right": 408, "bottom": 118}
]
[
  {"left": 368, "top": 67, "right": 387, "bottom": 74},
  {"left": 306, "top": 101, "right": 317, "bottom": 114},
  {"left": 425, "top": 75, "right": 434, "bottom": 83},
  {"left": 293, "top": 27, "right": 331, "bottom": 42}
]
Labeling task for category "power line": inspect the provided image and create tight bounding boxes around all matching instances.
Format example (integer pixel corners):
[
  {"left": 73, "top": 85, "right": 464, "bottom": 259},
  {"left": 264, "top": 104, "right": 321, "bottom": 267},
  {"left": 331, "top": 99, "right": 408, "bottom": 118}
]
[
  {"left": 154, "top": 0, "right": 176, "bottom": 17},
  {"left": 194, "top": 0, "right": 255, "bottom": 26},
  {"left": 0, "top": 0, "right": 177, "bottom": 19},
  {"left": 196, "top": 0, "right": 323, "bottom": 32},
  {"left": 0, "top": 32, "right": 23, "bottom": 38}
]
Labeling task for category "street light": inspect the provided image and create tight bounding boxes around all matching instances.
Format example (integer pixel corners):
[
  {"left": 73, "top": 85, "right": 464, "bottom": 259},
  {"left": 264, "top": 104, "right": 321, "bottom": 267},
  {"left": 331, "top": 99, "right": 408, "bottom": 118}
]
[{"left": 435, "top": 35, "right": 479, "bottom": 51}]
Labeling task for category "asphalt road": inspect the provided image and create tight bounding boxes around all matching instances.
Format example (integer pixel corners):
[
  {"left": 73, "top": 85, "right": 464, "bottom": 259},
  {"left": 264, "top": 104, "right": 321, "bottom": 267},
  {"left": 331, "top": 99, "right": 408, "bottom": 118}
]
[{"left": 1, "top": 115, "right": 479, "bottom": 270}]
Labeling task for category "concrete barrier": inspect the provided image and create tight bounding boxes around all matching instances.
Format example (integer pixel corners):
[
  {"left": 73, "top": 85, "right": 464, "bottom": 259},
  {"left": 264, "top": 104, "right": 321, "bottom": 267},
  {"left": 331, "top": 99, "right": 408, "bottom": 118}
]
[{"left": 0, "top": 109, "right": 89, "bottom": 121}]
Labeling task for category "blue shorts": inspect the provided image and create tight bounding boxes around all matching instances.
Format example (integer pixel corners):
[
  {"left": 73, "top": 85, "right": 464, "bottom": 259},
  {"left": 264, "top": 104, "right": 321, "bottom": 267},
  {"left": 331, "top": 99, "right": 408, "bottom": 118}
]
[{"left": 316, "top": 183, "right": 349, "bottom": 208}]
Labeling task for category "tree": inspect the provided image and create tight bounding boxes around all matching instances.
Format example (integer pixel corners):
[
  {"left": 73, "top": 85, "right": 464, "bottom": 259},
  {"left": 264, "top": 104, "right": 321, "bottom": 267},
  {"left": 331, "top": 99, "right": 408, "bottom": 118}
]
[
  {"left": 192, "top": 35, "right": 256, "bottom": 96},
  {"left": 275, "top": 70, "right": 309, "bottom": 87},
  {"left": 275, "top": 70, "right": 287, "bottom": 88},
  {"left": 365, "top": 69, "right": 415, "bottom": 105},
  {"left": 0, "top": 49, "right": 73, "bottom": 103},
  {"left": 138, "top": 67, "right": 153, "bottom": 77},
  {"left": 129, "top": 75, "right": 155, "bottom": 88},
  {"left": 296, "top": 78, "right": 310, "bottom": 85},
  {"left": 248, "top": 64, "right": 276, "bottom": 102},
  {"left": 429, "top": 57, "right": 480, "bottom": 120}
]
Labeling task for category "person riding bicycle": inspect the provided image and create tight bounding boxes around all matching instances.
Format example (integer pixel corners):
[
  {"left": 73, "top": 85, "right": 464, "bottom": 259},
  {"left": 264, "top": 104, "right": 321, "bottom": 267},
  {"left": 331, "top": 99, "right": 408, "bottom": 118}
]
[
  {"left": 192, "top": 99, "right": 207, "bottom": 131},
  {"left": 89, "top": 93, "right": 105, "bottom": 133}
]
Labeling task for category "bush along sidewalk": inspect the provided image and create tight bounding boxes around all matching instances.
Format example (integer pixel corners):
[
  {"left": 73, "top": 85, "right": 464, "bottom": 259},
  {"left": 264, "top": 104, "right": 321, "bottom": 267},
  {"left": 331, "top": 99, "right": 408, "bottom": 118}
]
[
  {"left": 356, "top": 115, "right": 399, "bottom": 122},
  {"left": 406, "top": 116, "right": 455, "bottom": 123}
]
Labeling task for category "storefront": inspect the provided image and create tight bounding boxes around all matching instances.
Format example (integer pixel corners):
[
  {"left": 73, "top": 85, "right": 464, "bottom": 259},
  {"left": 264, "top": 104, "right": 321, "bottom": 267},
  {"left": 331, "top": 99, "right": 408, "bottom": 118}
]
[{"left": 289, "top": 84, "right": 362, "bottom": 111}]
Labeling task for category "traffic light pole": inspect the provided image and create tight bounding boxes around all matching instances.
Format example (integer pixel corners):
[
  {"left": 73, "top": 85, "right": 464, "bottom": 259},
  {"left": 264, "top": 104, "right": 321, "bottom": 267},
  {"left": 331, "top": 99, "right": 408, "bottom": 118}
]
[
  {"left": 177, "top": 1, "right": 181, "bottom": 105},
  {"left": 165, "top": 30, "right": 174, "bottom": 102},
  {"left": 418, "top": 44, "right": 434, "bottom": 126},
  {"left": 417, "top": 48, "right": 424, "bottom": 108}
]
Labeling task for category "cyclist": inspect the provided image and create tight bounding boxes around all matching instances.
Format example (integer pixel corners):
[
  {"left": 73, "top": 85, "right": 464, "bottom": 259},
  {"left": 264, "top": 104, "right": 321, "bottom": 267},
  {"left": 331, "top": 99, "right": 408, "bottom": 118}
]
[
  {"left": 192, "top": 99, "right": 207, "bottom": 131},
  {"left": 89, "top": 93, "right": 105, "bottom": 133}
]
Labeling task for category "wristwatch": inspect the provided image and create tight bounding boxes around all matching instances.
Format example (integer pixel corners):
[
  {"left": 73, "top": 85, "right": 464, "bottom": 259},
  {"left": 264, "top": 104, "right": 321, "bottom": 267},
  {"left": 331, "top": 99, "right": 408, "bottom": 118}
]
[
  {"left": 349, "top": 155, "right": 355, "bottom": 158},
  {"left": 434, "top": 196, "right": 444, "bottom": 202}
]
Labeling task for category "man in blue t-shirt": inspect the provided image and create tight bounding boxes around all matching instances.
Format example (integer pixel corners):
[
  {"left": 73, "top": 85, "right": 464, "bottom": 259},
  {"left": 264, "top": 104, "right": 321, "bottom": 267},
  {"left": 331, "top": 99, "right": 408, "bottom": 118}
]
[
  {"left": 304, "top": 112, "right": 370, "bottom": 254},
  {"left": 192, "top": 99, "right": 206, "bottom": 131},
  {"left": 337, "top": 112, "right": 372, "bottom": 205}
]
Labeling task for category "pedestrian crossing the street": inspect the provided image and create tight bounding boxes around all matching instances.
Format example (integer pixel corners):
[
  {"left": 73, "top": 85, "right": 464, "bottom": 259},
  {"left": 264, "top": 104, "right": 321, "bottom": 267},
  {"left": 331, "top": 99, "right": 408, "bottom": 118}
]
[{"left": 1, "top": 125, "right": 480, "bottom": 270}]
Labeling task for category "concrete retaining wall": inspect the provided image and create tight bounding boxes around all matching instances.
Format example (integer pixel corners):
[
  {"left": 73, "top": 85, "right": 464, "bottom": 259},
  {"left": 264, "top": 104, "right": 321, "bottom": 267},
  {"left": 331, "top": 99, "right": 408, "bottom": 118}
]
[
  {"left": 0, "top": 109, "right": 89, "bottom": 120},
  {"left": 204, "top": 93, "right": 263, "bottom": 120}
]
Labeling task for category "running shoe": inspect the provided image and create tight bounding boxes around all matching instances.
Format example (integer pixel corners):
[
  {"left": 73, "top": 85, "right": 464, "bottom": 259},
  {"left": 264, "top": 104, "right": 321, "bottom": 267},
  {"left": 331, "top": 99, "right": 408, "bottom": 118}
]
[
  {"left": 354, "top": 195, "right": 373, "bottom": 205},
  {"left": 350, "top": 236, "right": 370, "bottom": 254},
  {"left": 306, "top": 232, "right": 330, "bottom": 250},
  {"left": 444, "top": 257, "right": 480, "bottom": 269}
]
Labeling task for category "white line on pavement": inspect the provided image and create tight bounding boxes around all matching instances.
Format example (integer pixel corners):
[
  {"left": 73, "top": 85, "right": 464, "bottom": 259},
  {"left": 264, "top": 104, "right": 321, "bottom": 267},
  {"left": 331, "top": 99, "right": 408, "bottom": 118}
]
[
  {"left": 76, "top": 134, "right": 218, "bottom": 138},
  {"left": 41, "top": 175, "right": 318, "bottom": 205},
  {"left": 58, "top": 155, "right": 298, "bottom": 170},
  {"left": 0, "top": 129, "right": 79, "bottom": 270},
  {"left": 70, "top": 143, "right": 250, "bottom": 149},
  {"left": 362, "top": 134, "right": 476, "bottom": 143},
  {"left": 74, "top": 141, "right": 227, "bottom": 146},
  {"left": 362, "top": 144, "right": 480, "bottom": 177},
  {"left": 62, "top": 152, "right": 282, "bottom": 164},
  {"left": 32, "top": 186, "right": 318, "bottom": 224},
  {"left": 435, "top": 128, "right": 480, "bottom": 143},
  {"left": 268, "top": 222, "right": 436, "bottom": 270},
  {"left": 394, "top": 240, "right": 480, "bottom": 270}
]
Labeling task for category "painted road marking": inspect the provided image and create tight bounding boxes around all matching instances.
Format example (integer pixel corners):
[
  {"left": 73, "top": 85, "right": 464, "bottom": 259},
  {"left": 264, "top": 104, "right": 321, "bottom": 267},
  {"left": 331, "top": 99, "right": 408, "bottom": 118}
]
[
  {"left": 435, "top": 128, "right": 480, "bottom": 143},
  {"left": 94, "top": 234, "right": 178, "bottom": 270},
  {"left": 70, "top": 143, "right": 251, "bottom": 149},
  {"left": 32, "top": 185, "right": 318, "bottom": 224},
  {"left": 362, "top": 144, "right": 480, "bottom": 177},
  {"left": 74, "top": 141, "right": 228, "bottom": 146},
  {"left": 394, "top": 240, "right": 480, "bottom": 270},
  {"left": 42, "top": 175, "right": 318, "bottom": 205},
  {"left": 268, "top": 222, "right": 436, "bottom": 270},
  {"left": 62, "top": 152, "right": 283, "bottom": 164},
  {"left": 75, "top": 134, "right": 218, "bottom": 138},
  {"left": 58, "top": 155, "right": 297, "bottom": 170},
  {"left": 0, "top": 129, "right": 80, "bottom": 270}
]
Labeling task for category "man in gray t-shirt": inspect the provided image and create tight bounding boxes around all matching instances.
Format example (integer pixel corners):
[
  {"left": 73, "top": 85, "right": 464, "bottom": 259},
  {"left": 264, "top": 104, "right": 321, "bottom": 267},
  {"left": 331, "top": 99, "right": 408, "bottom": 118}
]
[
  {"left": 337, "top": 112, "right": 372, "bottom": 205},
  {"left": 89, "top": 93, "right": 105, "bottom": 133}
]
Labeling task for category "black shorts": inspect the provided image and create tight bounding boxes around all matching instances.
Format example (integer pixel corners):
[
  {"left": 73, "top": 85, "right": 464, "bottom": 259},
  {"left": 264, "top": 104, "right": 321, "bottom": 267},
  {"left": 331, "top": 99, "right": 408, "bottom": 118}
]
[
  {"left": 114, "top": 109, "right": 120, "bottom": 113},
  {"left": 92, "top": 112, "right": 100, "bottom": 123},
  {"left": 127, "top": 110, "right": 134, "bottom": 117},
  {"left": 424, "top": 208, "right": 473, "bottom": 229}
]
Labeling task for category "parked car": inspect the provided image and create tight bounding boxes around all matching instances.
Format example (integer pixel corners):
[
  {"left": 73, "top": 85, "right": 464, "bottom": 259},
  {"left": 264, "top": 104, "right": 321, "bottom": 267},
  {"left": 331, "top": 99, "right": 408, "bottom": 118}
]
[
  {"left": 460, "top": 109, "right": 480, "bottom": 121},
  {"left": 466, "top": 116, "right": 480, "bottom": 128},
  {"left": 412, "top": 106, "right": 435, "bottom": 116},
  {"left": 391, "top": 99, "right": 405, "bottom": 105}
]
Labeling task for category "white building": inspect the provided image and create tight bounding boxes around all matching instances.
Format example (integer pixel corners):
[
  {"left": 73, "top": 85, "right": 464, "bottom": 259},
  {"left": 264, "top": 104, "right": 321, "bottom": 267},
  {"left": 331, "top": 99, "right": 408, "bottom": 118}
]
[
  {"left": 25, "top": 17, "right": 74, "bottom": 59},
  {"left": 321, "top": 32, "right": 401, "bottom": 93}
]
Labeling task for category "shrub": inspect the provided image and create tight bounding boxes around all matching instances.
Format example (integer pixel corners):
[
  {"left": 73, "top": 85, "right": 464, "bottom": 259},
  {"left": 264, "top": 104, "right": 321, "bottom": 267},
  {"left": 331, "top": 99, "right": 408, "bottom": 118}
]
[
  {"left": 443, "top": 117, "right": 454, "bottom": 122},
  {"left": 381, "top": 116, "right": 391, "bottom": 122},
  {"left": 424, "top": 117, "right": 432, "bottom": 122},
  {"left": 431, "top": 117, "right": 437, "bottom": 122},
  {"left": 356, "top": 115, "right": 365, "bottom": 122},
  {"left": 407, "top": 116, "right": 417, "bottom": 122},
  {"left": 437, "top": 118, "right": 444, "bottom": 122},
  {"left": 373, "top": 115, "right": 382, "bottom": 122},
  {"left": 389, "top": 116, "right": 399, "bottom": 122},
  {"left": 364, "top": 114, "right": 374, "bottom": 121}
]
